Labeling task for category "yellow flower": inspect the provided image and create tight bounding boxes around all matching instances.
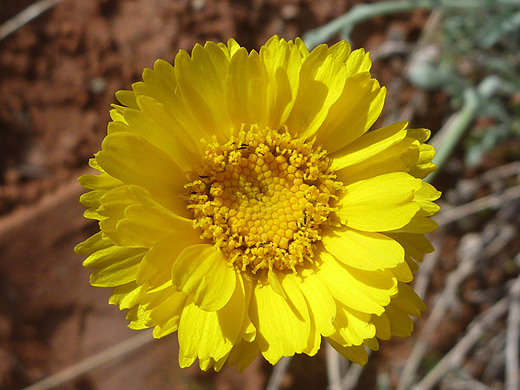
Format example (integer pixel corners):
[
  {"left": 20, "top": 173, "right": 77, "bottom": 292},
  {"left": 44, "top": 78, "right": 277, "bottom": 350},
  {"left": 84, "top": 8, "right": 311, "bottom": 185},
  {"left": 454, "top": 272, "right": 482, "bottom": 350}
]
[{"left": 75, "top": 35, "right": 440, "bottom": 371}]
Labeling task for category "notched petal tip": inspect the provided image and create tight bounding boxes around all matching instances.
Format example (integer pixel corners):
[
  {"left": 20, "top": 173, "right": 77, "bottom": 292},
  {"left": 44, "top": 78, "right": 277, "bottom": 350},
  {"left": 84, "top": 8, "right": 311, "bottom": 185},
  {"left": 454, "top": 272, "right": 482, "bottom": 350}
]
[{"left": 172, "top": 244, "right": 236, "bottom": 312}]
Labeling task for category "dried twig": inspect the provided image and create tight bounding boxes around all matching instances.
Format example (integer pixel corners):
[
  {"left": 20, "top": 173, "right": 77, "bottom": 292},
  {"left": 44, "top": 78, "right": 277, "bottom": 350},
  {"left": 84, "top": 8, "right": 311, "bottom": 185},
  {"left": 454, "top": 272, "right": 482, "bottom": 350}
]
[
  {"left": 398, "top": 224, "right": 507, "bottom": 390},
  {"left": 326, "top": 343, "right": 342, "bottom": 390},
  {"left": 480, "top": 332, "right": 506, "bottom": 384},
  {"left": 369, "top": 40, "right": 412, "bottom": 62},
  {"left": 266, "top": 356, "right": 292, "bottom": 390},
  {"left": 22, "top": 330, "right": 154, "bottom": 390},
  {"left": 413, "top": 295, "right": 512, "bottom": 390},
  {"left": 435, "top": 184, "right": 520, "bottom": 227},
  {"left": 414, "top": 237, "right": 442, "bottom": 300},
  {"left": 397, "top": 234, "right": 484, "bottom": 390},
  {"left": 481, "top": 161, "right": 520, "bottom": 185},
  {"left": 412, "top": 267, "right": 520, "bottom": 390},
  {"left": 398, "top": 11, "right": 443, "bottom": 123},
  {"left": 441, "top": 370, "right": 492, "bottom": 390},
  {"left": 340, "top": 350, "right": 371, "bottom": 390},
  {"left": 505, "top": 279, "right": 520, "bottom": 390},
  {"left": 0, "top": 0, "right": 69, "bottom": 42}
]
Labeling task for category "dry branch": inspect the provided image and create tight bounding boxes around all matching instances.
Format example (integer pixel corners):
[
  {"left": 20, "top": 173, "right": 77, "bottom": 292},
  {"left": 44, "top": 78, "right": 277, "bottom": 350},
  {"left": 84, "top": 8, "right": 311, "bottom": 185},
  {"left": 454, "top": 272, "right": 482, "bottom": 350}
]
[
  {"left": 266, "top": 356, "right": 292, "bottom": 390},
  {"left": 22, "top": 330, "right": 154, "bottom": 390},
  {"left": 340, "top": 356, "right": 369, "bottom": 390},
  {"left": 413, "top": 296, "right": 510, "bottom": 390},
  {"left": 0, "top": 0, "right": 69, "bottom": 41},
  {"left": 505, "top": 279, "right": 520, "bottom": 390},
  {"left": 326, "top": 343, "right": 342, "bottom": 390},
  {"left": 435, "top": 184, "right": 520, "bottom": 227},
  {"left": 397, "top": 233, "right": 486, "bottom": 390}
]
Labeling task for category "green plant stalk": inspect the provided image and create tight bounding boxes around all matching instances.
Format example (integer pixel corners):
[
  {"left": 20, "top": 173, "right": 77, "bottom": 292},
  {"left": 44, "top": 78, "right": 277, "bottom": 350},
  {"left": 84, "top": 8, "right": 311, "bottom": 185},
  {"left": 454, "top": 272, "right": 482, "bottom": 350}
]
[
  {"left": 303, "top": 0, "right": 520, "bottom": 48},
  {"left": 426, "top": 88, "right": 479, "bottom": 182},
  {"left": 427, "top": 75, "right": 517, "bottom": 182}
]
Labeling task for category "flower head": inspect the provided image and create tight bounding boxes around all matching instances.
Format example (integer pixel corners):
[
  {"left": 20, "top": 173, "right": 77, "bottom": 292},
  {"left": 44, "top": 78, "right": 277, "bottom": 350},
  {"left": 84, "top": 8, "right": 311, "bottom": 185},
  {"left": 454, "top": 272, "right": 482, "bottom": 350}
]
[{"left": 76, "top": 35, "right": 440, "bottom": 371}]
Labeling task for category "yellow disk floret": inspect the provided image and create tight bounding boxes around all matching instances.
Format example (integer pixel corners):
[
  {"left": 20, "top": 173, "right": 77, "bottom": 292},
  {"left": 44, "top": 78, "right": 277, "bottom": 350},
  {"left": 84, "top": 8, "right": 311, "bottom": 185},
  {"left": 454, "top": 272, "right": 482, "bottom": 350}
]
[{"left": 187, "top": 125, "right": 341, "bottom": 273}]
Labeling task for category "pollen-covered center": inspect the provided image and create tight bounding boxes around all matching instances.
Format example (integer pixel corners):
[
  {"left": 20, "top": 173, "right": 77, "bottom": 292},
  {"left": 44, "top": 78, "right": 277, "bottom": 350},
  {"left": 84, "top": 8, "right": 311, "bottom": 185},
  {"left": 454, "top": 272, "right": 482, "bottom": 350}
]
[{"left": 186, "top": 125, "right": 340, "bottom": 273}]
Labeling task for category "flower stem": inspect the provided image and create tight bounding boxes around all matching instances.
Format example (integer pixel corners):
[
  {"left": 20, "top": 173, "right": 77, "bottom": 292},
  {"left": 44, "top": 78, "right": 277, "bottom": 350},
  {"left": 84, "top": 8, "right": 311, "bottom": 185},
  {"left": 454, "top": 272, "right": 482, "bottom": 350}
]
[
  {"left": 427, "top": 75, "right": 517, "bottom": 182},
  {"left": 303, "top": 0, "right": 518, "bottom": 48}
]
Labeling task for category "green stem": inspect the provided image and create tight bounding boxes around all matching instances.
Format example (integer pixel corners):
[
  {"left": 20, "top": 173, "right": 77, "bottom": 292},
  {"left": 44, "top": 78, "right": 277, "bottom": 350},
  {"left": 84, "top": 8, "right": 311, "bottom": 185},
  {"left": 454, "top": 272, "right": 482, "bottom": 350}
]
[
  {"left": 303, "top": 0, "right": 518, "bottom": 48},
  {"left": 427, "top": 88, "right": 479, "bottom": 182},
  {"left": 426, "top": 75, "right": 513, "bottom": 182}
]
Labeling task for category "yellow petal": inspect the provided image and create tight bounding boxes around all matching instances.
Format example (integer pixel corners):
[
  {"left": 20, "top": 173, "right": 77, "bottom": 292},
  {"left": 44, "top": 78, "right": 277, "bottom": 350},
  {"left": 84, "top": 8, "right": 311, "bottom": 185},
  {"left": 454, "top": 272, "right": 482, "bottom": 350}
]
[
  {"left": 249, "top": 270, "right": 310, "bottom": 364},
  {"left": 387, "top": 232, "right": 434, "bottom": 262},
  {"left": 295, "top": 267, "right": 336, "bottom": 337},
  {"left": 239, "top": 274, "right": 257, "bottom": 343},
  {"left": 95, "top": 132, "right": 187, "bottom": 216},
  {"left": 325, "top": 338, "right": 368, "bottom": 365},
  {"left": 114, "top": 188, "right": 193, "bottom": 248},
  {"left": 74, "top": 231, "right": 110, "bottom": 255},
  {"left": 316, "top": 74, "right": 386, "bottom": 153},
  {"left": 391, "top": 260, "right": 414, "bottom": 282},
  {"left": 78, "top": 171, "right": 122, "bottom": 191},
  {"left": 384, "top": 283, "right": 426, "bottom": 337},
  {"left": 126, "top": 305, "right": 149, "bottom": 330},
  {"left": 227, "top": 38, "right": 302, "bottom": 130},
  {"left": 345, "top": 48, "right": 372, "bottom": 77},
  {"left": 321, "top": 226, "right": 405, "bottom": 270},
  {"left": 317, "top": 252, "right": 397, "bottom": 315},
  {"left": 79, "top": 190, "right": 104, "bottom": 209},
  {"left": 331, "top": 121, "right": 408, "bottom": 170},
  {"left": 363, "top": 337, "right": 379, "bottom": 351},
  {"left": 260, "top": 36, "right": 303, "bottom": 127},
  {"left": 109, "top": 108, "right": 127, "bottom": 123},
  {"left": 286, "top": 272, "right": 324, "bottom": 356},
  {"left": 337, "top": 172, "right": 422, "bottom": 232},
  {"left": 385, "top": 303, "right": 414, "bottom": 337},
  {"left": 134, "top": 59, "right": 177, "bottom": 105},
  {"left": 371, "top": 312, "right": 391, "bottom": 340},
  {"left": 227, "top": 339, "right": 261, "bottom": 372},
  {"left": 286, "top": 44, "right": 348, "bottom": 139},
  {"left": 392, "top": 282, "right": 426, "bottom": 317},
  {"left": 179, "top": 355, "right": 197, "bottom": 369},
  {"left": 198, "top": 355, "right": 229, "bottom": 372},
  {"left": 391, "top": 216, "right": 438, "bottom": 234},
  {"left": 293, "top": 37, "right": 310, "bottom": 57},
  {"left": 96, "top": 186, "right": 138, "bottom": 242},
  {"left": 174, "top": 42, "right": 231, "bottom": 142},
  {"left": 328, "top": 40, "right": 352, "bottom": 63},
  {"left": 178, "top": 276, "right": 245, "bottom": 362},
  {"left": 115, "top": 89, "right": 138, "bottom": 109},
  {"left": 335, "top": 136, "right": 419, "bottom": 185},
  {"left": 171, "top": 244, "right": 236, "bottom": 311},
  {"left": 125, "top": 58, "right": 210, "bottom": 166},
  {"left": 109, "top": 282, "right": 141, "bottom": 310},
  {"left": 226, "top": 48, "right": 270, "bottom": 129},
  {"left": 218, "top": 37, "right": 241, "bottom": 58},
  {"left": 414, "top": 181, "right": 441, "bottom": 216},
  {"left": 137, "top": 228, "right": 201, "bottom": 290},
  {"left": 405, "top": 255, "right": 420, "bottom": 274},
  {"left": 145, "top": 286, "right": 188, "bottom": 339},
  {"left": 122, "top": 96, "right": 203, "bottom": 171},
  {"left": 334, "top": 302, "right": 376, "bottom": 345},
  {"left": 410, "top": 143, "right": 437, "bottom": 178},
  {"left": 85, "top": 245, "right": 146, "bottom": 287}
]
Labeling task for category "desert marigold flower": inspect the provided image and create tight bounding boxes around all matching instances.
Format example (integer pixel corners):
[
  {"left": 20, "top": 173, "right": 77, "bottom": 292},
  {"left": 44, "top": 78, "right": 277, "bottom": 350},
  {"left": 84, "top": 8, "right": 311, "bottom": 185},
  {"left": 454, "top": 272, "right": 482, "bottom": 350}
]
[{"left": 75, "top": 35, "right": 440, "bottom": 371}]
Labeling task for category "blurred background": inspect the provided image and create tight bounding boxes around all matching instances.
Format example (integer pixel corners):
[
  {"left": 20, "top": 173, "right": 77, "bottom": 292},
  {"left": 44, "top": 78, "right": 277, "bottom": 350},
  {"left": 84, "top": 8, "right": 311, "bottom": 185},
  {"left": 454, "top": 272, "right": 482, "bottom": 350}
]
[{"left": 0, "top": 0, "right": 519, "bottom": 389}]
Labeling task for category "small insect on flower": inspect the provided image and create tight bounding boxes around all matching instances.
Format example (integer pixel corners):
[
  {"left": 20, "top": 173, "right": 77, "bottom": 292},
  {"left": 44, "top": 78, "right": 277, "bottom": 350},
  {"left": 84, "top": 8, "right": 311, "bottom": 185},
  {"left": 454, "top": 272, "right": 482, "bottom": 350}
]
[{"left": 75, "top": 35, "right": 440, "bottom": 372}]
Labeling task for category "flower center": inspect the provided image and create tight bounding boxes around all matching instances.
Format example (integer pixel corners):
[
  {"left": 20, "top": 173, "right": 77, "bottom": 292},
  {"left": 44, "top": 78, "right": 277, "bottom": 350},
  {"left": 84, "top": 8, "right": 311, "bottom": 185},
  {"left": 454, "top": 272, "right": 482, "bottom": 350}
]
[{"left": 186, "top": 125, "right": 340, "bottom": 273}]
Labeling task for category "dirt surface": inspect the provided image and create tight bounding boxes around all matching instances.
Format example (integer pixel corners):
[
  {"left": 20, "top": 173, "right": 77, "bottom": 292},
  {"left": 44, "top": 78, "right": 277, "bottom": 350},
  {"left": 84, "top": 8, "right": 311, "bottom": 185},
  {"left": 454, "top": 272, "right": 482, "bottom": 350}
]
[{"left": 1, "top": 1, "right": 518, "bottom": 390}]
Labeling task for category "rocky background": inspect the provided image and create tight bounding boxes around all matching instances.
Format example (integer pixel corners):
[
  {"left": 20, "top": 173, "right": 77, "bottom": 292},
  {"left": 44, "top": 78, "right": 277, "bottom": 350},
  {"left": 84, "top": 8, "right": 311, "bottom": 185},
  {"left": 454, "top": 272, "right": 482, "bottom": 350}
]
[{"left": 1, "top": 1, "right": 519, "bottom": 389}]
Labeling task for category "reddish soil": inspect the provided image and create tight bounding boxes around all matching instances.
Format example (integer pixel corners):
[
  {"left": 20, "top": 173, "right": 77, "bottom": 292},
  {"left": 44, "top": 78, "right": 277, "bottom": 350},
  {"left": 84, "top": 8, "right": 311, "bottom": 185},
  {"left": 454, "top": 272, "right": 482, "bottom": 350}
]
[{"left": 1, "top": 1, "right": 516, "bottom": 390}]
